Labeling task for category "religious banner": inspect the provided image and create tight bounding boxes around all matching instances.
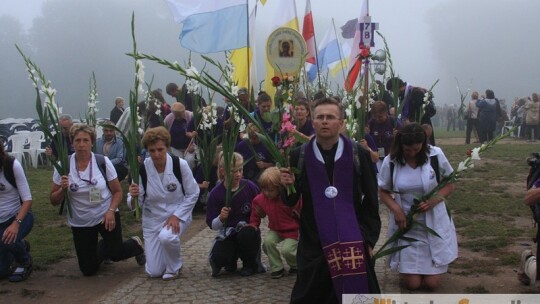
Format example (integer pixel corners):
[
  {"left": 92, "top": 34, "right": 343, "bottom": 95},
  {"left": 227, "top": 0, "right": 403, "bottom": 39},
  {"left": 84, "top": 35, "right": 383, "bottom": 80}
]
[{"left": 266, "top": 27, "right": 307, "bottom": 77}]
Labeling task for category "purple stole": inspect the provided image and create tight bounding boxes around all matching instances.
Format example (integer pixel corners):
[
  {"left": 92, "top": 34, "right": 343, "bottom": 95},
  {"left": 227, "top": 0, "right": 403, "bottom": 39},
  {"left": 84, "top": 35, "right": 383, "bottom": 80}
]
[{"left": 304, "top": 136, "right": 369, "bottom": 300}]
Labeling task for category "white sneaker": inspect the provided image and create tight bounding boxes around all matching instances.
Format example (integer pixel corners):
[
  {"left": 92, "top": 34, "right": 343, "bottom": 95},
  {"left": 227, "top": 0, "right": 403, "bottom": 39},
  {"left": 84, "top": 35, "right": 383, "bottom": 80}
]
[
  {"left": 162, "top": 271, "right": 179, "bottom": 281},
  {"left": 518, "top": 249, "right": 533, "bottom": 285}
]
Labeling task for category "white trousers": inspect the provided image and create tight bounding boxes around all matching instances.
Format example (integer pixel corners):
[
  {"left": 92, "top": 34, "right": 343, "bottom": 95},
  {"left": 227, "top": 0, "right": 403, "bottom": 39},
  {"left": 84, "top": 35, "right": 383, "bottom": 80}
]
[{"left": 143, "top": 222, "right": 190, "bottom": 277}]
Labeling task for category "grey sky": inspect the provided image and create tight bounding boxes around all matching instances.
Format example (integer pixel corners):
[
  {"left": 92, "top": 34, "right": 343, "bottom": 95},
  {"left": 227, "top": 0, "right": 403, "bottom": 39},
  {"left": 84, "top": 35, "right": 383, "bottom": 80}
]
[{"left": 1, "top": 0, "right": 538, "bottom": 118}]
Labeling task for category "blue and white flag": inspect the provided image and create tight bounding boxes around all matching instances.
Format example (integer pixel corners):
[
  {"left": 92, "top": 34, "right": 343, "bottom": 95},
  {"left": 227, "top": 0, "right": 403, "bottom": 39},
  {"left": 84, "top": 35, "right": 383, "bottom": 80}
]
[
  {"left": 165, "top": 0, "right": 248, "bottom": 54},
  {"left": 307, "top": 25, "right": 341, "bottom": 82}
]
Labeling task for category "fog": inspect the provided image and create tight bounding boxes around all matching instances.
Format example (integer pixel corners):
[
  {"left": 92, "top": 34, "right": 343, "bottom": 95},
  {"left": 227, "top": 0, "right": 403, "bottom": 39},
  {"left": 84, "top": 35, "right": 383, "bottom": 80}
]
[{"left": 1, "top": 0, "right": 539, "bottom": 119}]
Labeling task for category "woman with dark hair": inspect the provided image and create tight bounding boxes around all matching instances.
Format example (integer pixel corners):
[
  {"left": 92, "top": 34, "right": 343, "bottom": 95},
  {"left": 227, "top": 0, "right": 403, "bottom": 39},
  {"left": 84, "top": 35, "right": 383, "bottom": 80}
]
[
  {"left": 49, "top": 124, "right": 145, "bottom": 276},
  {"left": 378, "top": 123, "right": 457, "bottom": 291},
  {"left": 293, "top": 99, "right": 314, "bottom": 141},
  {"left": 476, "top": 89, "right": 500, "bottom": 143},
  {"left": 0, "top": 141, "right": 33, "bottom": 282}
]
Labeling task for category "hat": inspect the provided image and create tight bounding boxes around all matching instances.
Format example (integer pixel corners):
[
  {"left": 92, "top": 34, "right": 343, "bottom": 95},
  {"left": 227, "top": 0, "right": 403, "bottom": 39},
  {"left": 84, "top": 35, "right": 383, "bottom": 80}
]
[
  {"left": 171, "top": 102, "right": 185, "bottom": 112},
  {"left": 237, "top": 87, "right": 248, "bottom": 96}
]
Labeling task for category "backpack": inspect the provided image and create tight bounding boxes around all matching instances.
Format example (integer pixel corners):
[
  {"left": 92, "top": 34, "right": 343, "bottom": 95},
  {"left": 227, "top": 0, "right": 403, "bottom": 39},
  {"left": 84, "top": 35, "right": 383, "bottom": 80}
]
[
  {"left": 525, "top": 152, "right": 540, "bottom": 225},
  {"left": 2, "top": 156, "right": 18, "bottom": 189},
  {"left": 139, "top": 155, "right": 185, "bottom": 200}
]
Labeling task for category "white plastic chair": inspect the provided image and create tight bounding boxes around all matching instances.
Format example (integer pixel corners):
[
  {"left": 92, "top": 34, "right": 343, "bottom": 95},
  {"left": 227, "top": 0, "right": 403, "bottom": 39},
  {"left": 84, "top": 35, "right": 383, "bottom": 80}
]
[
  {"left": 501, "top": 117, "right": 521, "bottom": 137},
  {"left": 9, "top": 133, "right": 29, "bottom": 170},
  {"left": 25, "top": 131, "right": 46, "bottom": 168}
]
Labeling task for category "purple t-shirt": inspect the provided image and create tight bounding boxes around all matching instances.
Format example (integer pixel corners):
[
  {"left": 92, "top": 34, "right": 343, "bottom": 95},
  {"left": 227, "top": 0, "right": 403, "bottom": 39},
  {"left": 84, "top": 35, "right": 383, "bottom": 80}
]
[
  {"left": 368, "top": 116, "right": 401, "bottom": 155},
  {"left": 297, "top": 119, "right": 314, "bottom": 137},
  {"left": 170, "top": 118, "right": 190, "bottom": 150},
  {"left": 205, "top": 179, "right": 260, "bottom": 228},
  {"left": 235, "top": 139, "right": 275, "bottom": 182}
]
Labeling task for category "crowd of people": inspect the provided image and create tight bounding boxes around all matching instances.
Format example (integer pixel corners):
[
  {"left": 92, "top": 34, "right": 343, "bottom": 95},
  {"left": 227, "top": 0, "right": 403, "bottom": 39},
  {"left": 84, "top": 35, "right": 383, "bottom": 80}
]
[{"left": 1, "top": 77, "right": 539, "bottom": 302}]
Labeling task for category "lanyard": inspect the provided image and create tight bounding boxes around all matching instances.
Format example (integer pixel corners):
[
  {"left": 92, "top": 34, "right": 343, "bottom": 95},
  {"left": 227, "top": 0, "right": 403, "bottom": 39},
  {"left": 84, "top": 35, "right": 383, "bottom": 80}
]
[{"left": 75, "top": 155, "right": 96, "bottom": 185}]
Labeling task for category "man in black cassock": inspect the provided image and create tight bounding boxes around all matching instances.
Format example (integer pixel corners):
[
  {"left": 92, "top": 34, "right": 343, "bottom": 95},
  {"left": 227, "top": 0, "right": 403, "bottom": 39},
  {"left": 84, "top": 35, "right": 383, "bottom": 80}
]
[{"left": 281, "top": 97, "right": 381, "bottom": 304}]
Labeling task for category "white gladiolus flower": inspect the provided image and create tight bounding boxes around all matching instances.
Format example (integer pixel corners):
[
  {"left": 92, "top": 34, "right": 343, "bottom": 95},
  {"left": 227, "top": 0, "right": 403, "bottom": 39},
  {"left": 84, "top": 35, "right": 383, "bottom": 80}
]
[
  {"left": 186, "top": 66, "right": 199, "bottom": 78},
  {"left": 457, "top": 161, "right": 468, "bottom": 172},
  {"left": 231, "top": 86, "right": 239, "bottom": 97},
  {"left": 135, "top": 60, "right": 145, "bottom": 83},
  {"left": 471, "top": 147, "right": 481, "bottom": 160}
]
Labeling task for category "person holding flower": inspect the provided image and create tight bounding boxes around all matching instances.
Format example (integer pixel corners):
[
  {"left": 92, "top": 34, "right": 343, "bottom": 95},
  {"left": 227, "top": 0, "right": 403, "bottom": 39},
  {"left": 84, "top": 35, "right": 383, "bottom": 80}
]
[
  {"left": 206, "top": 152, "right": 262, "bottom": 277},
  {"left": 280, "top": 97, "right": 381, "bottom": 303},
  {"left": 378, "top": 123, "right": 457, "bottom": 291},
  {"left": 128, "top": 126, "right": 200, "bottom": 281},
  {"left": 368, "top": 101, "right": 402, "bottom": 170},
  {"left": 249, "top": 167, "right": 301, "bottom": 279},
  {"left": 49, "top": 124, "right": 145, "bottom": 276},
  {"left": 235, "top": 124, "right": 275, "bottom": 185},
  {"left": 251, "top": 92, "right": 276, "bottom": 140}
]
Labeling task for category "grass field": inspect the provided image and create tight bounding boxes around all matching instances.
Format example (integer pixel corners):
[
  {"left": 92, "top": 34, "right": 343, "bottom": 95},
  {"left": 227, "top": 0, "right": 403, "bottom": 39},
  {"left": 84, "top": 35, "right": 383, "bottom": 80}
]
[{"left": 20, "top": 132, "right": 539, "bottom": 273}]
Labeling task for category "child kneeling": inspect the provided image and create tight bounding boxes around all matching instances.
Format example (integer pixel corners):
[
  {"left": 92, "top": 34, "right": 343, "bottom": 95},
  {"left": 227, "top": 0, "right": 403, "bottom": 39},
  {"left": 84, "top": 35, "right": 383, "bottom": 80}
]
[{"left": 249, "top": 167, "right": 302, "bottom": 279}]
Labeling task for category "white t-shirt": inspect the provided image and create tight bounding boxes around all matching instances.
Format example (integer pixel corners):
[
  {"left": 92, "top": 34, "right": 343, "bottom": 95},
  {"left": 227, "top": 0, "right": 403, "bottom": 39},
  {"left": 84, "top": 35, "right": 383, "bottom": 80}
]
[
  {"left": 53, "top": 153, "right": 117, "bottom": 227},
  {"left": 0, "top": 159, "right": 32, "bottom": 223}
]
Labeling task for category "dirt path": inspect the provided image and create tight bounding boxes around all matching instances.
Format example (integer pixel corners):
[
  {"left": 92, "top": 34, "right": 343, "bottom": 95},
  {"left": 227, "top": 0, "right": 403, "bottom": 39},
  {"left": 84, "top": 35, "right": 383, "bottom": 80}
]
[{"left": 0, "top": 214, "right": 208, "bottom": 304}]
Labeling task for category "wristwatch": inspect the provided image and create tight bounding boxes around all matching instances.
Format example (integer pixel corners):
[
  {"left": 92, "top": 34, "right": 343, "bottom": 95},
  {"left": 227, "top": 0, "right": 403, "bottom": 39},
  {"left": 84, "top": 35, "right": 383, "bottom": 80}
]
[{"left": 15, "top": 218, "right": 23, "bottom": 224}]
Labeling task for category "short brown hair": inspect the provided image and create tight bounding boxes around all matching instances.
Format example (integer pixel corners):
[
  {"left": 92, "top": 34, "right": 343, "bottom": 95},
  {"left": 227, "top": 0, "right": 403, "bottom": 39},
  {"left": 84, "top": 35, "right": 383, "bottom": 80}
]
[
  {"left": 370, "top": 101, "right": 387, "bottom": 114},
  {"left": 70, "top": 123, "right": 96, "bottom": 145},
  {"left": 141, "top": 126, "right": 171, "bottom": 149},
  {"left": 312, "top": 97, "right": 344, "bottom": 119}
]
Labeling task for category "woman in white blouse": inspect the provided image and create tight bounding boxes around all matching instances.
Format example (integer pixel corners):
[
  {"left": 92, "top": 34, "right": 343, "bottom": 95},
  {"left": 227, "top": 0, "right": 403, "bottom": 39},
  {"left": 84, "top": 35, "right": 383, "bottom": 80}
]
[
  {"left": 378, "top": 123, "right": 457, "bottom": 291},
  {"left": 128, "top": 127, "right": 199, "bottom": 281},
  {"left": 50, "top": 124, "right": 144, "bottom": 276},
  {"left": 0, "top": 141, "right": 33, "bottom": 282}
]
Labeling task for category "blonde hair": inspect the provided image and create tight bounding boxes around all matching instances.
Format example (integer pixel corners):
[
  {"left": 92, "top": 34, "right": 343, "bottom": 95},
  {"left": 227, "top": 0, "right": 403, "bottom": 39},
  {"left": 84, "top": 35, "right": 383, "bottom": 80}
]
[
  {"left": 258, "top": 167, "right": 281, "bottom": 190},
  {"left": 70, "top": 123, "right": 96, "bottom": 145},
  {"left": 141, "top": 126, "right": 171, "bottom": 148},
  {"left": 218, "top": 151, "right": 244, "bottom": 181}
]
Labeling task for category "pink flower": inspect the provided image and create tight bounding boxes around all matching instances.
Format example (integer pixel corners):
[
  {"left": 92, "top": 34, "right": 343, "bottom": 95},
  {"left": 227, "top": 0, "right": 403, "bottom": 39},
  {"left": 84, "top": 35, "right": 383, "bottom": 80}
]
[
  {"left": 282, "top": 136, "right": 296, "bottom": 149},
  {"left": 282, "top": 112, "right": 291, "bottom": 122},
  {"left": 281, "top": 120, "right": 295, "bottom": 133}
]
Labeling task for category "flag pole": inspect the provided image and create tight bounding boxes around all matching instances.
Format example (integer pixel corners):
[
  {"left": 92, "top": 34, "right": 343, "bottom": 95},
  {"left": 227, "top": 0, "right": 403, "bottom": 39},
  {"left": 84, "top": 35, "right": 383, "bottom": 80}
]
[
  {"left": 331, "top": 18, "right": 347, "bottom": 86},
  {"left": 245, "top": 0, "right": 251, "bottom": 110}
]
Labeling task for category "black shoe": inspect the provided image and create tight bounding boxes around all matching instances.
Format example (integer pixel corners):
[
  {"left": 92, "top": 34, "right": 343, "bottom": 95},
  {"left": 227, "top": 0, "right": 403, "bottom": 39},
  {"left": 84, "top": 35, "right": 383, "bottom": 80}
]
[
  {"left": 210, "top": 261, "right": 221, "bottom": 277},
  {"left": 225, "top": 264, "right": 237, "bottom": 273},
  {"left": 288, "top": 267, "right": 297, "bottom": 274},
  {"left": 240, "top": 267, "right": 254, "bottom": 277},
  {"left": 131, "top": 236, "right": 146, "bottom": 266},
  {"left": 271, "top": 269, "right": 284, "bottom": 279}
]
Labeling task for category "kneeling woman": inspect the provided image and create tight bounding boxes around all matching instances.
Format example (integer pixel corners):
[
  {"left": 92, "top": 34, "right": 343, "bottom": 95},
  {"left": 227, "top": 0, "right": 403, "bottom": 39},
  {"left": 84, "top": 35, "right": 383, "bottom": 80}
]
[
  {"left": 50, "top": 124, "right": 144, "bottom": 276},
  {"left": 128, "top": 127, "right": 199, "bottom": 280},
  {"left": 378, "top": 123, "right": 457, "bottom": 291}
]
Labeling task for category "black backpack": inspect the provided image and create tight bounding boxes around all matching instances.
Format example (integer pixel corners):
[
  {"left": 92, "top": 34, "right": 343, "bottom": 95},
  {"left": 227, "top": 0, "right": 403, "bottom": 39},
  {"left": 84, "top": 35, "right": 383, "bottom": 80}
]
[
  {"left": 139, "top": 155, "right": 185, "bottom": 200},
  {"left": 2, "top": 156, "right": 18, "bottom": 190}
]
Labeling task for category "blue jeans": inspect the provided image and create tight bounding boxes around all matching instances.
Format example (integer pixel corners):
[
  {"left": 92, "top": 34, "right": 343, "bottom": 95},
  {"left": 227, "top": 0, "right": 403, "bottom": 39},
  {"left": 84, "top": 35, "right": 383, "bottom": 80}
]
[{"left": 0, "top": 213, "right": 34, "bottom": 279}]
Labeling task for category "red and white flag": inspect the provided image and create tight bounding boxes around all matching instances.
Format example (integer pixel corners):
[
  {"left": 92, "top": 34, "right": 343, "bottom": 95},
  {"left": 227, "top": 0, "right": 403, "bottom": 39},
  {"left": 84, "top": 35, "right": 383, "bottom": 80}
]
[{"left": 302, "top": 0, "right": 316, "bottom": 64}]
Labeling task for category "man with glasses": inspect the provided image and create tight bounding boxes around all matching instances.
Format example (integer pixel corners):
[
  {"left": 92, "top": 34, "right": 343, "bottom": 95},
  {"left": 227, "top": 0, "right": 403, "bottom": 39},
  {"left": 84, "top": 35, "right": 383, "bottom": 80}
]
[{"left": 281, "top": 97, "right": 381, "bottom": 303}]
